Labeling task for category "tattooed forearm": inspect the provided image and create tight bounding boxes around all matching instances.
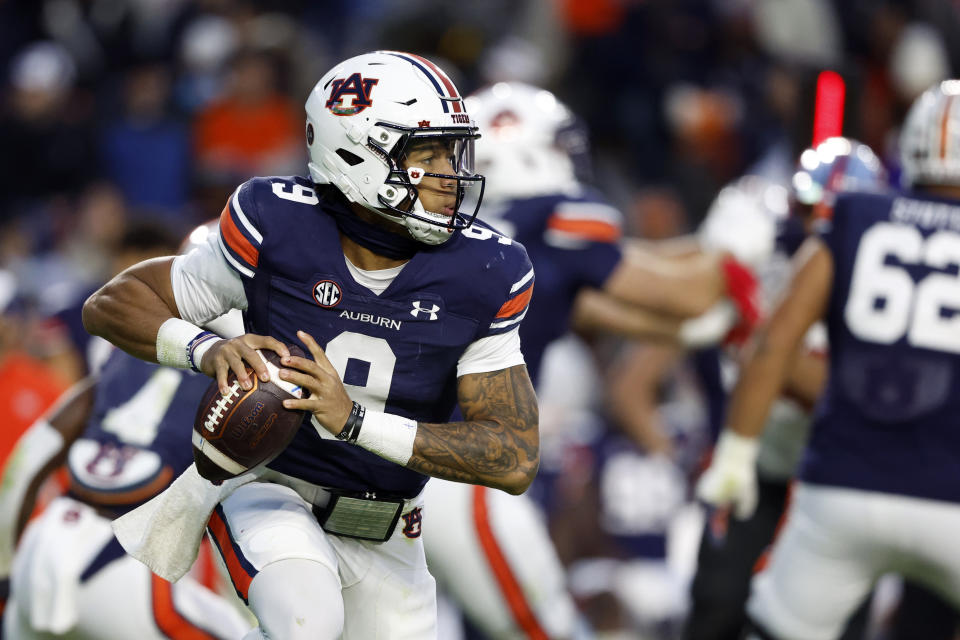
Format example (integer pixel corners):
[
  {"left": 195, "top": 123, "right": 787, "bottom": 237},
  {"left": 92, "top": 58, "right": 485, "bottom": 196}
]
[{"left": 407, "top": 365, "right": 540, "bottom": 495}]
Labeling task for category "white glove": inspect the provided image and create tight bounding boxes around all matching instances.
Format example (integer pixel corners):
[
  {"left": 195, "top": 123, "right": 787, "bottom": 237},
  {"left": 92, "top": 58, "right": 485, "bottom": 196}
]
[
  {"left": 695, "top": 430, "right": 759, "bottom": 519},
  {"left": 678, "top": 300, "right": 737, "bottom": 348}
]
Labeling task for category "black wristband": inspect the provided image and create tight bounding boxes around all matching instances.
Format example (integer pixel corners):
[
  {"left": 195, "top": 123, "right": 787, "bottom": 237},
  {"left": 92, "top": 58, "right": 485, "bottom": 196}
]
[{"left": 337, "top": 401, "right": 365, "bottom": 443}]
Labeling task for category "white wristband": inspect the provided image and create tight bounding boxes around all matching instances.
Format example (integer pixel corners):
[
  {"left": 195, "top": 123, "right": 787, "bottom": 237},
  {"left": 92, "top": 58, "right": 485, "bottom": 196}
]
[
  {"left": 156, "top": 318, "right": 204, "bottom": 369},
  {"left": 355, "top": 411, "right": 418, "bottom": 466}
]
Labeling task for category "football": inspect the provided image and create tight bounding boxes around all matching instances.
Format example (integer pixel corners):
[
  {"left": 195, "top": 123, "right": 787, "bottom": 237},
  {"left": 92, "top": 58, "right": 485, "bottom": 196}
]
[{"left": 192, "top": 345, "right": 308, "bottom": 483}]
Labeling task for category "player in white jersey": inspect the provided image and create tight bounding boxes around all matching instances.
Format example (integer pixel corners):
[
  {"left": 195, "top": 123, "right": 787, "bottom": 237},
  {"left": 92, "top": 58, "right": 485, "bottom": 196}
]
[{"left": 697, "top": 82, "right": 960, "bottom": 640}]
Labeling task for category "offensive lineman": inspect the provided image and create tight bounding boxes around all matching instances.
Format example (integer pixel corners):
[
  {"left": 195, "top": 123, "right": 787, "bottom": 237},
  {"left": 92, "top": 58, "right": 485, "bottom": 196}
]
[
  {"left": 687, "top": 138, "right": 887, "bottom": 640},
  {"left": 697, "top": 81, "right": 960, "bottom": 639}
]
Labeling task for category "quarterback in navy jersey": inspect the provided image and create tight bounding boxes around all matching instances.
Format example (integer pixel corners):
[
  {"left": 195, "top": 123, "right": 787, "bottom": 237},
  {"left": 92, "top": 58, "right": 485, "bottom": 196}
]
[
  {"left": 698, "top": 81, "right": 960, "bottom": 640},
  {"left": 0, "top": 348, "right": 251, "bottom": 639},
  {"left": 84, "top": 51, "right": 539, "bottom": 640}
]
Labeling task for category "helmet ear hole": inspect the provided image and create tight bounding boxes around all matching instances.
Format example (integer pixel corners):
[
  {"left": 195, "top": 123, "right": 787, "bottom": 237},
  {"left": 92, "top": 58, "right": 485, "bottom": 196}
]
[{"left": 336, "top": 149, "right": 364, "bottom": 167}]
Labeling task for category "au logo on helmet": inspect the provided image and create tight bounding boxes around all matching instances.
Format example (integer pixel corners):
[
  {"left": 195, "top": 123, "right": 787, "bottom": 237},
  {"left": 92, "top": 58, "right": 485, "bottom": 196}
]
[{"left": 325, "top": 73, "right": 379, "bottom": 116}]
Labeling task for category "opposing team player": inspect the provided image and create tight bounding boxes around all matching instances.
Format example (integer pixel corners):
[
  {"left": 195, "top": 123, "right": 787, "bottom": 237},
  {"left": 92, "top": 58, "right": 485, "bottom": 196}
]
[
  {"left": 697, "top": 81, "right": 960, "bottom": 640},
  {"left": 423, "top": 81, "right": 761, "bottom": 639},
  {"left": 687, "top": 138, "right": 887, "bottom": 640},
  {"left": 0, "top": 347, "right": 251, "bottom": 639},
  {"left": 83, "top": 51, "right": 540, "bottom": 640}
]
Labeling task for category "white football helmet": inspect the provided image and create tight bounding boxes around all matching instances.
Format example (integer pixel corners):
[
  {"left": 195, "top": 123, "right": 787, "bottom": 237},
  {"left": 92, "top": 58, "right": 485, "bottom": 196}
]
[
  {"left": 900, "top": 79, "right": 960, "bottom": 188},
  {"left": 699, "top": 175, "right": 790, "bottom": 271},
  {"left": 465, "top": 82, "right": 590, "bottom": 202},
  {"left": 305, "top": 51, "right": 484, "bottom": 245}
]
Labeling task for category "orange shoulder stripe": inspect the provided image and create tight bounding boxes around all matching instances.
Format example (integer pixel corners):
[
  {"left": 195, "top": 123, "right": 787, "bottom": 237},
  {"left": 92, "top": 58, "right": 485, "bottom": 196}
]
[
  {"left": 496, "top": 283, "right": 534, "bottom": 319},
  {"left": 219, "top": 205, "right": 259, "bottom": 268},
  {"left": 547, "top": 216, "right": 621, "bottom": 243}
]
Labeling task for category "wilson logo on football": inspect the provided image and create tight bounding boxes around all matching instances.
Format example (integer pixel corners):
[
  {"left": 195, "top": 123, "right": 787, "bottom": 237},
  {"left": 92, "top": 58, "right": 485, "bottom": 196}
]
[
  {"left": 314, "top": 280, "right": 343, "bottom": 308},
  {"left": 325, "top": 73, "right": 379, "bottom": 115}
]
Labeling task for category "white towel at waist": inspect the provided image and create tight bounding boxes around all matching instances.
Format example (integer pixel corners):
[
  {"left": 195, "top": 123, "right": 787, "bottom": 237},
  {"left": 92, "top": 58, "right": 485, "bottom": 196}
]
[{"left": 111, "top": 463, "right": 262, "bottom": 581}]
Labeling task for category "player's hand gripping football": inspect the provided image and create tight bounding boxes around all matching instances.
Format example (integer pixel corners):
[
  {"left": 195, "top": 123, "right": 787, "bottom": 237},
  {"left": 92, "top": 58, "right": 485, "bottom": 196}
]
[
  {"left": 695, "top": 430, "right": 760, "bottom": 520},
  {"left": 277, "top": 330, "right": 353, "bottom": 437},
  {"left": 199, "top": 333, "right": 290, "bottom": 395}
]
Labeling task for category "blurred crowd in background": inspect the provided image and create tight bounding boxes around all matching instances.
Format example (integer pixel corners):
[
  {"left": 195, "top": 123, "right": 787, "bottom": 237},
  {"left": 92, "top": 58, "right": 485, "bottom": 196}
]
[{"left": 0, "top": 0, "right": 958, "bottom": 637}]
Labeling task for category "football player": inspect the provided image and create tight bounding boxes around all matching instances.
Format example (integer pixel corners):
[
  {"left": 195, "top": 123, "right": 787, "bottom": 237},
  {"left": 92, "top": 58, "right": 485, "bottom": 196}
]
[
  {"left": 696, "top": 81, "right": 960, "bottom": 640},
  {"left": 687, "top": 141, "right": 887, "bottom": 640},
  {"left": 83, "top": 51, "right": 540, "bottom": 640},
  {"left": 466, "top": 82, "right": 762, "bottom": 386},
  {"left": 423, "top": 81, "right": 762, "bottom": 640},
  {"left": 0, "top": 347, "right": 251, "bottom": 639}
]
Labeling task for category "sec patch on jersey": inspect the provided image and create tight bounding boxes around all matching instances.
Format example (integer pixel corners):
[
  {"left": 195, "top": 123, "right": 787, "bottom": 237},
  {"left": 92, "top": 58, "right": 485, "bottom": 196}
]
[{"left": 192, "top": 346, "right": 308, "bottom": 483}]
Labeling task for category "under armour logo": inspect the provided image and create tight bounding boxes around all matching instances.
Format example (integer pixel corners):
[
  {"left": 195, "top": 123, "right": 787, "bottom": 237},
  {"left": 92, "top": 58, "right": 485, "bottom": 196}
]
[{"left": 410, "top": 301, "right": 440, "bottom": 320}]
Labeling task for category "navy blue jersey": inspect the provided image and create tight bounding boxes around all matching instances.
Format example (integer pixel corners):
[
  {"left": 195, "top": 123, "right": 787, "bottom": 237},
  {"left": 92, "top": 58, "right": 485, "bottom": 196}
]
[
  {"left": 801, "top": 190, "right": 960, "bottom": 503},
  {"left": 67, "top": 349, "right": 211, "bottom": 514},
  {"left": 485, "top": 190, "right": 623, "bottom": 386},
  {"left": 218, "top": 177, "right": 534, "bottom": 497}
]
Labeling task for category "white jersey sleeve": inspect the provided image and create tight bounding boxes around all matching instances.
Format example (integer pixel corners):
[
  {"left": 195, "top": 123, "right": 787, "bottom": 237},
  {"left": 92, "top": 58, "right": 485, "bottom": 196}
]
[
  {"left": 457, "top": 327, "right": 525, "bottom": 377},
  {"left": 171, "top": 230, "right": 248, "bottom": 326}
]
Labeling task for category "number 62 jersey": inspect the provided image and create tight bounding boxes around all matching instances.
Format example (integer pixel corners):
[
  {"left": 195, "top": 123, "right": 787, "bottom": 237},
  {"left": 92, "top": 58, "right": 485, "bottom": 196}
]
[
  {"left": 803, "top": 190, "right": 960, "bottom": 504},
  {"left": 187, "top": 176, "right": 534, "bottom": 499}
]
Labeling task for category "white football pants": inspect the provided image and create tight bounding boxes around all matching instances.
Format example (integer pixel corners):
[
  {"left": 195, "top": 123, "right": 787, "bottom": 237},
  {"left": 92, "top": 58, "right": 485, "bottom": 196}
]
[
  {"left": 747, "top": 483, "right": 960, "bottom": 640},
  {"left": 210, "top": 479, "right": 436, "bottom": 640},
  {"left": 423, "top": 479, "right": 577, "bottom": 639}
]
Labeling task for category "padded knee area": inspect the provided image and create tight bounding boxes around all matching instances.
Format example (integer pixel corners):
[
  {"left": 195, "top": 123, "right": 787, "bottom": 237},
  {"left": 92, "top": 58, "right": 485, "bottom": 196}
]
[{"left": 248, "top": 558, "right": 344, "bottom": 640}]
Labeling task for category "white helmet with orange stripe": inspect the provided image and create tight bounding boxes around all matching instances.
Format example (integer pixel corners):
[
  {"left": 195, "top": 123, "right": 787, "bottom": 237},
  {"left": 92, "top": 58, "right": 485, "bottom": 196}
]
[
  {"left": 466, "top": 82, "right": 591, "bottom": 202},
  {"left": 901, "top": 79, "right": 960, "bottom": 188},
  {"left": 305, "top": 51, "right": 484, "bottom": 245}
]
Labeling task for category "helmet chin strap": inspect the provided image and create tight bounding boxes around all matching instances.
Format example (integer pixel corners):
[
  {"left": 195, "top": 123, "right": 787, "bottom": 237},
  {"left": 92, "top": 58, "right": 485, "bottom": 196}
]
[
  {"left": 403, "top": 203, "right": 456, "bottom": 245},
  {"left": 373, "top": 180, "right": 456, "bottom": 246}
]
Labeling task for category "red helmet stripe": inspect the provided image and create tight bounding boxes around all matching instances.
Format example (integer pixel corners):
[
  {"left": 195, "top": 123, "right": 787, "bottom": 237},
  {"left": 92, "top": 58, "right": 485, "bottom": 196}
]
[
  {"left": 940, "top": 95, "right": 955, "bottom": 160},
  {"left": 405, "top": 52, "right": 460, "bottom": 98},
  {"left": 402, "top": 51, "right": 463, "bottom": 113}
]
